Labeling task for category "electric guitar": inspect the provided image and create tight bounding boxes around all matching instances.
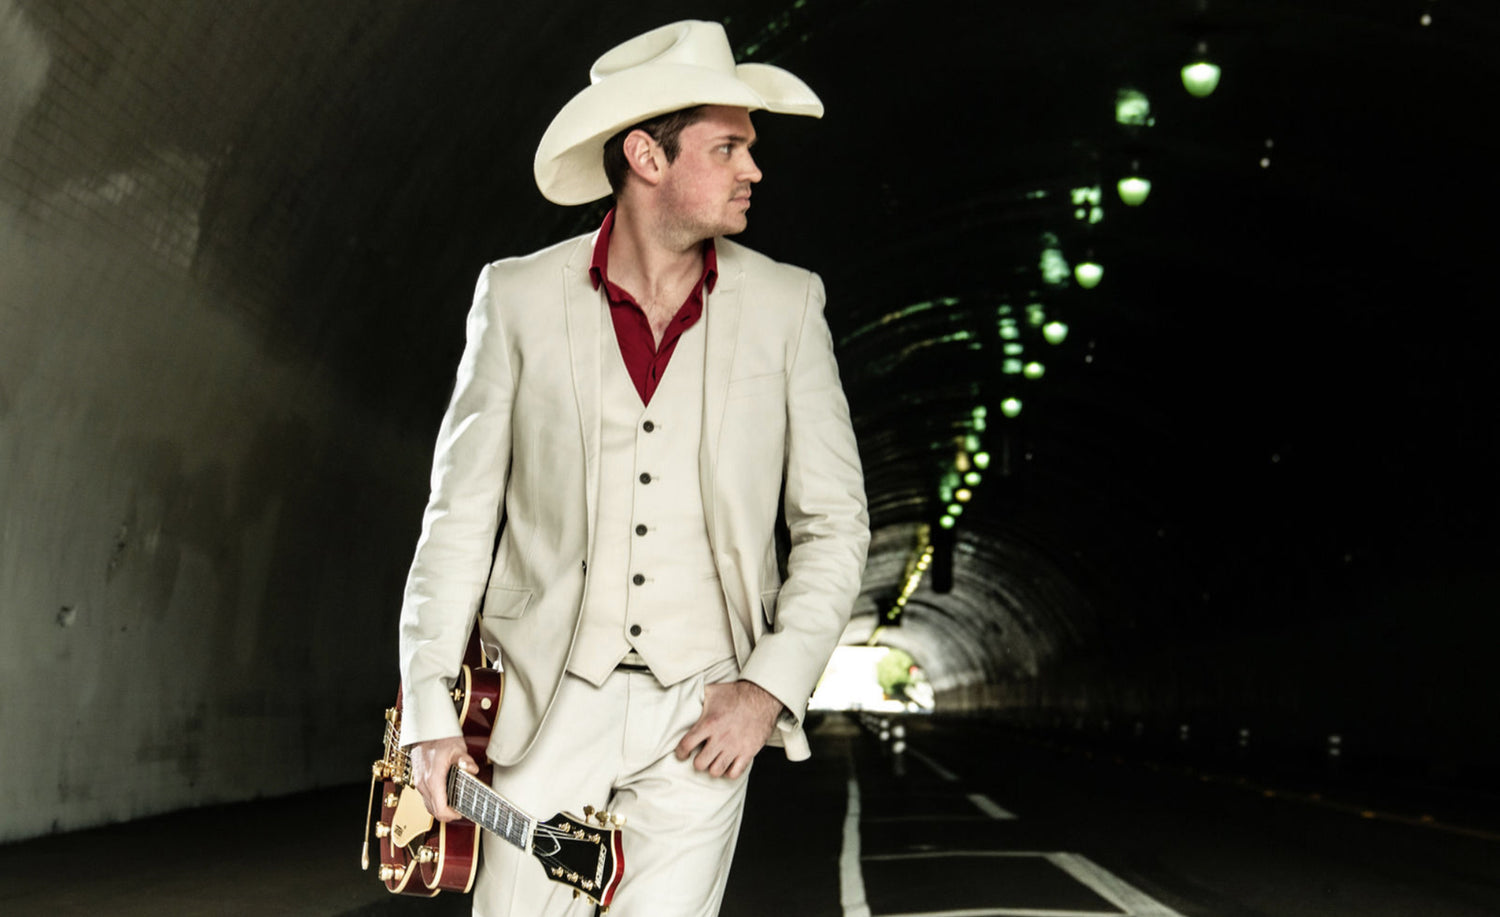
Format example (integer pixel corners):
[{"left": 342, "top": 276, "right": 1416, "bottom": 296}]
[{"left": 361, "top": 654, "right": 624, "bottom": 909}]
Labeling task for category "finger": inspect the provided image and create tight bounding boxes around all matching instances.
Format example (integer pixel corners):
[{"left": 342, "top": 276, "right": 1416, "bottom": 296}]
[{"left": 676, "top": 722, "right": 708, "bottom": 760}]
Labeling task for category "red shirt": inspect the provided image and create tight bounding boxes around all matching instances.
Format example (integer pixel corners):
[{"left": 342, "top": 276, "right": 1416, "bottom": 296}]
[{"left": 589, "top": 209, "right": 718, "bottom": 405}]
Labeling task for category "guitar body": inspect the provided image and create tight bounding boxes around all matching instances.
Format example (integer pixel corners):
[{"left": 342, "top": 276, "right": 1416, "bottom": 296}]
[
  {"left": 374, "top": 653, "right": 503, "bottom": 896},
  {"left": 365, "top": 629, "right": 621, "bottom": 907},
  {"left": 418, "top": 663, "right": 500, "bottom": 892}
]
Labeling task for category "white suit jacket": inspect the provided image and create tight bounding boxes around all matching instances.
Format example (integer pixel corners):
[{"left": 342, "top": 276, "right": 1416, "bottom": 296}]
[{"left": 398, "top": 230, "right": 869, "bottom": 767}]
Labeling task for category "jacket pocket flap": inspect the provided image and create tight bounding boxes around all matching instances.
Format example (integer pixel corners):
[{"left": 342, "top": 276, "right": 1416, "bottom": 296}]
[
  {"left": 760, "top": 588, "right": 781, "bottom": 627},
  {"left": 484, "top": 585, "right": 533, "bottom": 619}
]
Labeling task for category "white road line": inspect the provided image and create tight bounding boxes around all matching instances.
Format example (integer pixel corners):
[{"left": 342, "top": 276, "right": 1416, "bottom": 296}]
[
  {"left": 908, "top": 747, "right": 960, "bottom": 782},
  {"left": 967, "top": 793, "right": 1017, "bottom": 820},
  {"left": 841, "top": 755, "right": 872, "bottom": 917},
  {"left": 1048, "top": 853, "right": 1186, "bottom": 917},
  {"left": 863, "top": 850, "right": 1052, "bottom": 861},
  {"left": 858, "top": 851, "right": 1185, "bottom": 917},
  {"left": 878, "top": 909, "right": 1120, "bottom": 917}
]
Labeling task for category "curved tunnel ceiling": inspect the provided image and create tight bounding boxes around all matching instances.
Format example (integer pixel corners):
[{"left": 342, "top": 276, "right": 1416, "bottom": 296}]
[{"left": 11, "top": 0, "right": 1495, "bottom": 692}]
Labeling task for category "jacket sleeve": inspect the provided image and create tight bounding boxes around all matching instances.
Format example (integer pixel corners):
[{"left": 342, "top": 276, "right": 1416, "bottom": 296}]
[
  {"left": 397, "top": 263, "right": 514, "bottom": 747},
  {"left": 738, "top": 272, "right": 870, "bottom": 734}
]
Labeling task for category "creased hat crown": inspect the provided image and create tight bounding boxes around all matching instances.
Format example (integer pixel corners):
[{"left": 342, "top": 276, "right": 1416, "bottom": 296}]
[{"left": 534, "top": 20, "right": 823, "bottom": 206}]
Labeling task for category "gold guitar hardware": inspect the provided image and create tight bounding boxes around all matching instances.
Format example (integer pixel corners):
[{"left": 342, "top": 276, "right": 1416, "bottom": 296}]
[
  {"left": 375, "top": 822, "right": 391, "bottom": 838},
  {"left": 416, "top": 845, "right": 437, "bottom": 864},
  {"left": 378, "top": 864, "right": 405, "bottom": 882},
  {"left": 384, "top": 792, "right": 400, "bottom": 808},
  {"left": 451, "top": 687, "right": 464, "bottom": 701}
]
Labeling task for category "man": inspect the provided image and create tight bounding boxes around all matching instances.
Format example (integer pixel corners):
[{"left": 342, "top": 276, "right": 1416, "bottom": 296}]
[{"left": 397, "top": 20, "right": 868, "bottom": 917}]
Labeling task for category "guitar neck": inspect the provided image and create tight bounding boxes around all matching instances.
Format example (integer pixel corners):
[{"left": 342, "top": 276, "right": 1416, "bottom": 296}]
[{"left": 445, "top": 765, "right": 536, "bottom": 852}]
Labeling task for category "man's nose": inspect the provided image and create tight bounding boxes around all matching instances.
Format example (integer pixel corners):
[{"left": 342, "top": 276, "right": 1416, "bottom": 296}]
[{"left": 741, "top": 151, "right": 763, "bottom": 183}]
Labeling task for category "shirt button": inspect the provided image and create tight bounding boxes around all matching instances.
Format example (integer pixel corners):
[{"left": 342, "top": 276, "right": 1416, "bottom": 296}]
[
  {"left": 632, "top": 573, "right": 645, "bottom": 585},
  {"left": 642, "top": 420, "right": 655, "bottom": 432},
  {"left": 639, "top": 472, "right": 651, "bottom": 484},
  {"left": 629, "top": 624, "right": 642, "bottom": 637},
  {"left": 635, "top": 524, "right": 647, "bottom": 536}
]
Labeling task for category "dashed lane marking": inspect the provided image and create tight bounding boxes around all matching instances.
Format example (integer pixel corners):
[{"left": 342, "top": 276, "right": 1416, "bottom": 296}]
[
  {"left": 967, "top": 793, "right": 1017, "bottom": 820},
  {"left": 841, "top": 753, "right": 873, "bottom": 917},
  {"left": 908, "top": 747, "right": 960, "bottom": 782},
  {"left": 864, "top": 851, "right": 1186, "bottom": 917}
]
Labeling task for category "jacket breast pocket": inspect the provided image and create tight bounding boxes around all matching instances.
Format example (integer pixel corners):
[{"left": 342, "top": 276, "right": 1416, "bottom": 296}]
[
  {"left": 728, "top": 371, "right": 785, "bottom": 402},
  {"left": 483, "top": 585, "right": 533, "bottom": 619}
]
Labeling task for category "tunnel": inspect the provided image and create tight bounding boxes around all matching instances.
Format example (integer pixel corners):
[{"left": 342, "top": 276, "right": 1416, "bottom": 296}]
[{"left": 2, "top": 0, "right": 1498, "bottom": 914}]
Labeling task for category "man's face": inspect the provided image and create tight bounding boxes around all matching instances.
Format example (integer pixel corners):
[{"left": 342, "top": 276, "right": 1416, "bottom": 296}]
[{"left": 657, "top": 105, "right": 762, "bottom": 241}]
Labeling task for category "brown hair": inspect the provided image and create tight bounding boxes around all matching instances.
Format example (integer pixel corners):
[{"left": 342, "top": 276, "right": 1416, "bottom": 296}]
[{"left": 601, "top": 105, "right": 709, "bottom": 196}]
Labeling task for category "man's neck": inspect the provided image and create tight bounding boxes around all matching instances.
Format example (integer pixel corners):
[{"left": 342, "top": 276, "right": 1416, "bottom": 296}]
[{"left": 606, "top": 203, "right": 706, "bottom": 311}]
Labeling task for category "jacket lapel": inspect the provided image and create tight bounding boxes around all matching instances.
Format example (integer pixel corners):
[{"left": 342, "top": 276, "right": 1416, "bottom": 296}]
[
  {"left": 700, "top": 240, "right": 744, "bottom": 541},
  {"left": 562, "top": 235, "right": 604, "bottom": 551}
]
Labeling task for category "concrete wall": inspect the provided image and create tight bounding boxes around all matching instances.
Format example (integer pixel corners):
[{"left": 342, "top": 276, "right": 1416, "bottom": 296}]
[{"left": 0, "top": 0, "right": 431, "bottom": 841}]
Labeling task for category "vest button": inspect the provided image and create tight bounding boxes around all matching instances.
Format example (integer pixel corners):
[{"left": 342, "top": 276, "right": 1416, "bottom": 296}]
[
  {"left": 639, "top": 472, "right": 651, "bottom": 484},
  {"left": 632, "top": 573, "right": 645, "bottom": 585},
  {"left": 630, "top": 624, "right": 642, "bottom": 637},
  {"left": 635, "top": 524, "right": 647, "bottom": 536},
  {"left": 642, "top": 420, "right": 655, "bottom": 432}
]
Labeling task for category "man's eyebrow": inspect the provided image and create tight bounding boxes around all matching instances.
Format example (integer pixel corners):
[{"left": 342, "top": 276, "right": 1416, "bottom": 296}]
[{"left": 716, "top": 133, "right": 758, "bottom": 148}]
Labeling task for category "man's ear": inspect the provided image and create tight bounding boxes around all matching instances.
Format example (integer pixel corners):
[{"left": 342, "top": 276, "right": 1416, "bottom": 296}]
[{"left": 621, "top": 129, "right": 665, "bottom": 187}]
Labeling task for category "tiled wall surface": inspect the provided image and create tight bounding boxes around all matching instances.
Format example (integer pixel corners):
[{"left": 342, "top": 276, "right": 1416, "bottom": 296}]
[{"left": 0, "top": 0, "right": 438, "bottom": 840}]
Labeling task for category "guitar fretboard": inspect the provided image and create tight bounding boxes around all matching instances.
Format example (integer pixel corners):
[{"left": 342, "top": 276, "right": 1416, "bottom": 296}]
[{"left": 447, "top": 766, "right": 535, "bottom": 851}]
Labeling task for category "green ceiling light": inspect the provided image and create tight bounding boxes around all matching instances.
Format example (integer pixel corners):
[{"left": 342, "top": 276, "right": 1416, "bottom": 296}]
[
  {"left": 972, "top": 405, "right": 987, "bottom": 419},
  {"left": 939, "top": 514, "right": 956, "bottom": 529},
  {"left": 1024, "top": 361, "right": 1046, "bottom": 379},
  {"left": 964, "top": 471, "right": 981, "bottom": 485},
  {"left": 973, "top": 451, "right": 991, "bottom": 469},
  {"left": 1043, "top": 321, "right": 1069, "bottom": 345},
  {"left": 1003, "top": 359, "right": 1023, "bottom": 375},
  {"left": 1003, "top": 343, "right": 1025, "bottom": 356},
  {"left": 955, "top": 488, "right": 972, "bottom": 502},
  {"left": 1181, "top": 44, "right": 1221, "bottom": 98},
  {"left": 1001, "top": 397, "right": 1023, "bottom": 418},
  {"left": 1027, "top": 303, "right": 1046, "bottom": 326},
  {"left": 1118, "top": 175, "right": 1152, "bottom": 206},
  {"left": 1074, "top": 261, "right": 1104, "bottom": 289},
  {"left": 964, "top": 434, "right": 980, "bottom": 452},
  {"left": 1116, "top": 88, "right": 1153, "bottom": 126},
  {"left": 947, "top": 503, "right": 963, "bottom": 516}
]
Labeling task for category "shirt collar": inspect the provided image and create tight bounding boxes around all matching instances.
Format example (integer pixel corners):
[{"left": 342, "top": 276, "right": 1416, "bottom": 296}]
[{"left": 589, "top": 208, "right": 719, "bottom": 296}]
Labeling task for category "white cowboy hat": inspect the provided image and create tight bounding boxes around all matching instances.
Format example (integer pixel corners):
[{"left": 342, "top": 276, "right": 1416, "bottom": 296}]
[{"left": 533, "top": 20, "right": 824, "bottom": 205}]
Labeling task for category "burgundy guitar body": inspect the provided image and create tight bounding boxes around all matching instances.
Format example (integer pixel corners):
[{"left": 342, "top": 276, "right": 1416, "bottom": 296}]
[
  {"left": 363, "top": 629, "right": 623, "bottom": 908},
  {"left": 370, "top": 632, "right": 502, "bottom": 895}
]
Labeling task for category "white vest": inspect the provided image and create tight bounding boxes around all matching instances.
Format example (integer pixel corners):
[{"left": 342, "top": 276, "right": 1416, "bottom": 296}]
[{"left": 567, "top": 314, "right": 735, "bottom": 686}]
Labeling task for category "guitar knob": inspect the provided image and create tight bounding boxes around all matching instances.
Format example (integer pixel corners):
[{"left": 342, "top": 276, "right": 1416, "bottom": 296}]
[
  {"left": 384, "top": 793, "right": 400, "bottom": 808},
  {"left": 374, "top": 822, "right": 391, "bottom": 838},
  {"left": 378, "top": 864, "right": 405, "bottom": 882},
  {"left": 584, "top": 805, "right": 595, "bottom": 818},
  {"left": 416, "top": 845, "right": 437, "bottom": 864}
]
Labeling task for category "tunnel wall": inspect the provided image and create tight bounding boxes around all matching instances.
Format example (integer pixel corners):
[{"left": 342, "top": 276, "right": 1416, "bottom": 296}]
[
  {"left": 0, "top": 0, "right": 432, "bottom": 841},
  {"left": 932, "top": 563, "right": 1500, "bottom": 784}
]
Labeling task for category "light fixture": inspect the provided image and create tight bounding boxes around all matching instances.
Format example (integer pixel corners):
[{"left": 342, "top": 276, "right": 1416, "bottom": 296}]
[
  {"left": 1074, "top": 261, "right": 1104, "bottom": 289},
  {"left": 973, "top": 451, "right": 991, "bottom": 469},
  {"left": 1043, "top": 321, "right": 1069, "bottom": 345},
  {"left": 1181, "top": 42, "right": 1221, "bottom": 98},
  {"left": 955, "top": 488, "right": 972, "bottom": 503},
  {"left": 1024, "top": 361, "right": 1045, "bottom": 379},
  {"left": 1001, "top": 398, "right": 1023, "bottom": 418},
  {"left": 1117, "top": 175, "right": 1152, "bottom": 206},
  {"left": 964, "top": 472, "right": 981, "bottom": 485},
  {"left": 939, "top": 515, "right": 956, "bottom": 529}
]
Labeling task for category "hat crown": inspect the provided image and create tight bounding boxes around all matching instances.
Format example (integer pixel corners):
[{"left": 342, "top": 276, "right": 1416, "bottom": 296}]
[{"left": 589, "top": 20, "right": 736, "bottom": 85}]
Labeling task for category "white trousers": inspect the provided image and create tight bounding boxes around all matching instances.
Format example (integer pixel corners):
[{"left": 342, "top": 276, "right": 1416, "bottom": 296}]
[{"left": 473, "top": 657, "right": 750, "bottom": 917}]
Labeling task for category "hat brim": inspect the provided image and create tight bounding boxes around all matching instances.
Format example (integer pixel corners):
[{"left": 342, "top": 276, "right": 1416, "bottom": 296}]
[{"left": 534, "top": 62, "right": 823, "bottom": 206}]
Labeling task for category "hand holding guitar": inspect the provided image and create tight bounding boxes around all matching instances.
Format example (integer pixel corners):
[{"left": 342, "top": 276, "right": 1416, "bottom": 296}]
[{"left": 409, "top": 736, "right": 478, "bottom": 823}]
